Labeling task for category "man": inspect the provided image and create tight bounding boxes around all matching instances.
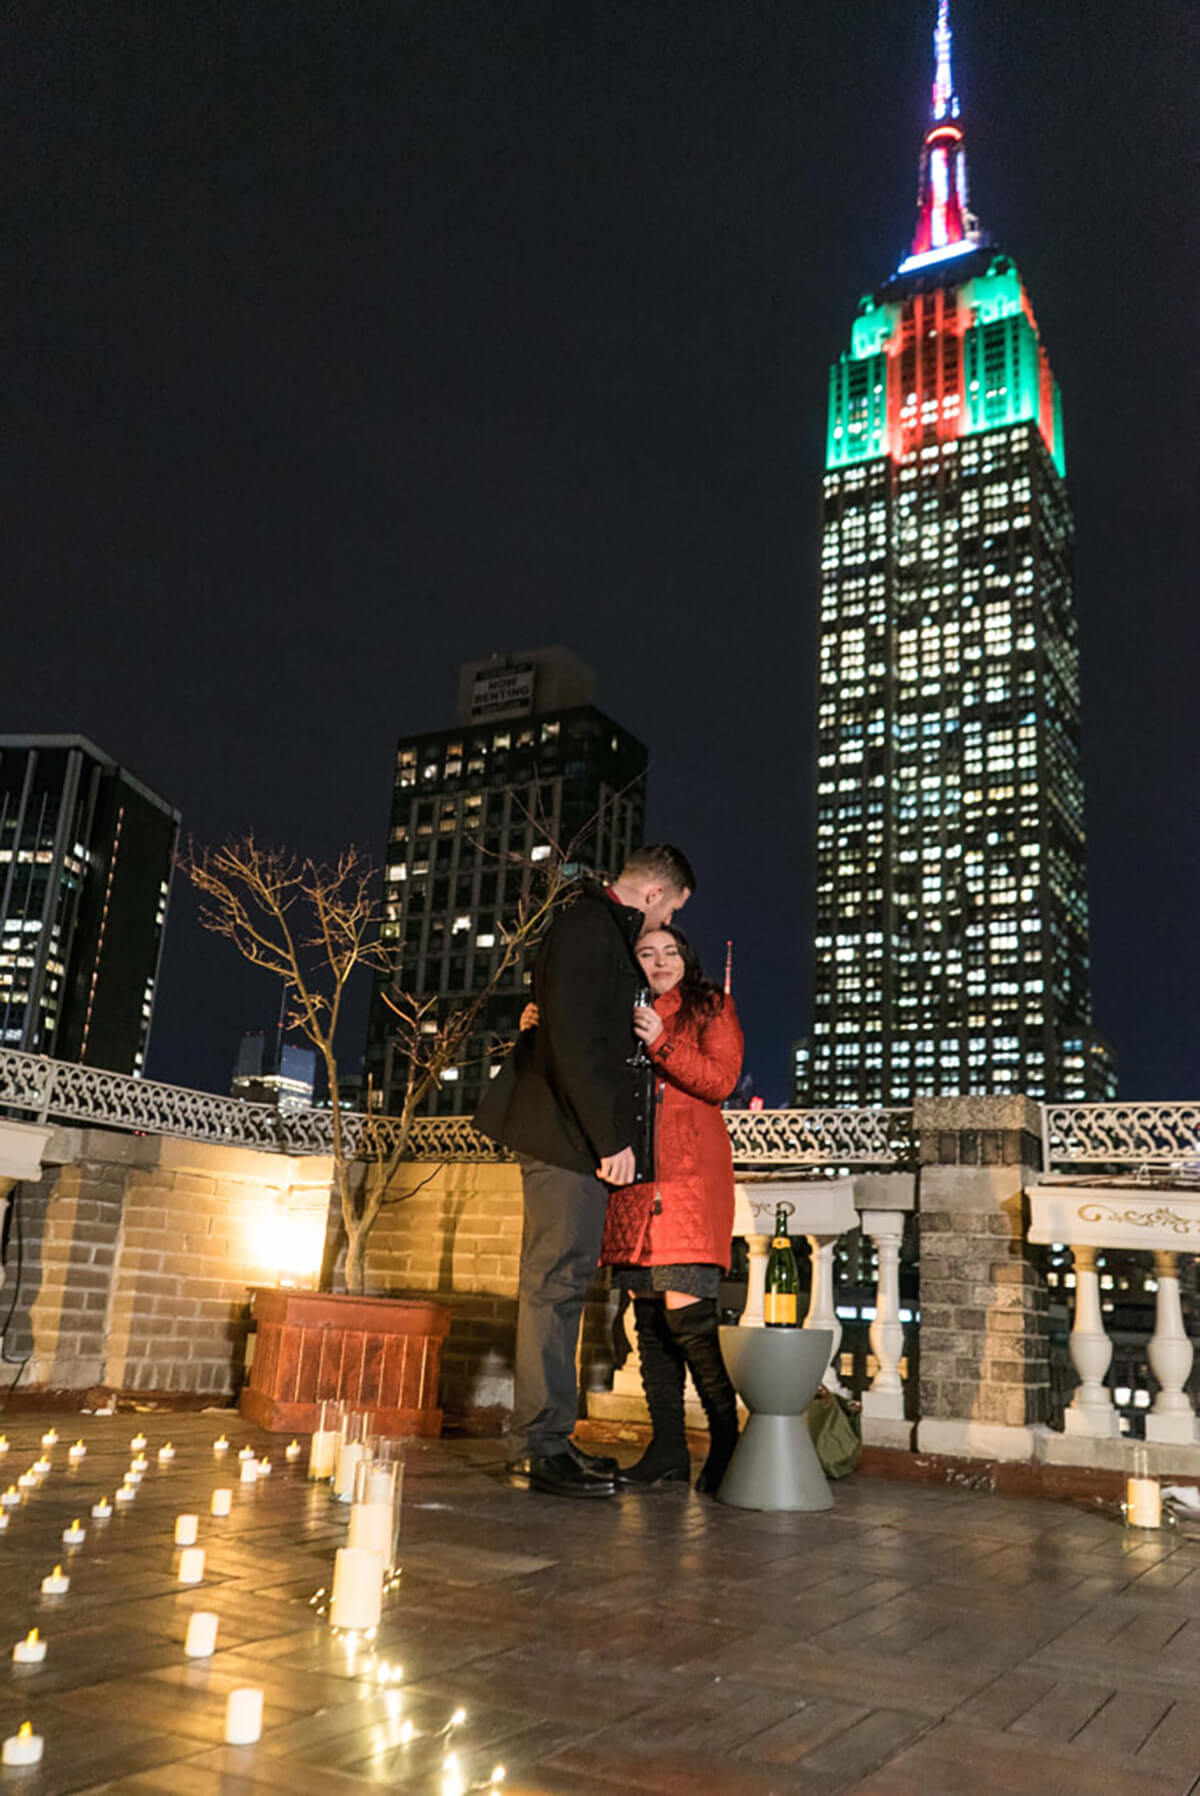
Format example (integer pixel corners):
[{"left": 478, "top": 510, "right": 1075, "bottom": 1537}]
[{"left": 476, "top": 843, "right": 694, "bottom": 1497}]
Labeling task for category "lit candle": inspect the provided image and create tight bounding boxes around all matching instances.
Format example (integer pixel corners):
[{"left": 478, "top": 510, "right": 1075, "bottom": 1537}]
[
  {"left": 178, "top": 1547, "right": 205, "bottom": 1585},
  {"left": 308, "top": 1429, "right": 337, "bottom": 1480},
  {"left": 1128, "top": 1476, "right": 1162, "bottom": 1528},
  {"left": 90, "top": 1497, "right": 113, "bottom": 1519},
  {"left": 0, "top": 1436, "right": 8, "bottom": 1454},
  {"left": 238, "top": 1446, "right": 255, "bottom": 1462},
  {"left": 32, "top": 1457, "right": 52, "bottom": 1475},
  {"left": 330, "top": 1546, "right": 383, "bottom": 1630},
  {"left": 2, "top": 1723, "right": 44, "bottom": 1766},
  {"left": 41, "top": 1429, "right": 58, "bottom": 1448},
  {"left": 68, "top": 1440, "right": 86, "bottom": 1463},
  {"left": 210, "top": 1488, "right": 233, "bottom": 1517},
  {"left": 0, "top": 1512, "right": 8, "bottom": 1532},
  {"left": 125, "top": 1468, "right": 144, "bottom": 1484},
  {"left": 158, "top": 1442, "right": 176, "bottom": 1462},
  {"left": 239, "top": 1457, "right": 259, "bottom": 1484},
  {"left": 224, "top": 1686, "right": 263, "bottom": 1745},
  {"left": 17, "top": 1471, "right": 38, "bottom": 1490},
  {"left": 131, "top": 1433, "right": 147, "bottom": 1451},
  {"left": 173, "top": 1514, "right": 199, "bottom": 1546},
  {"left": 348, "top": 1501, "right": 393, "bottom": 1560},
  {"left": 184, "top": 1611, "right": 219, "bottom": 1658},
  {"left": 131, "top": 1454, "right": 149, "bottom": 1472},
  {"left": 61, "top": 1519, "right": 86, "bottom": 1546},
  {"left": 115, "top": 1483, "right": 136, "bottom": 1504},
  {"left": 332, "top": 1440, "right": 364, "bottom": 1502},
  {"left": 256, "top": 1457, "right": 271, "bottom": 1478},
  {"left": 285, "top": 1439, "right": 302, "bottom": 1462},
  {"left": 41, "top": 1565, "right": 69, "bottom": 1595},
  {"left": 12, "top": 1629, "right": 46, "bottom": 1665},
  {"left": 213, "top": 1435, "right": 230, "bottom": 1455},
  {"left": 1, "top": 1487, "right": 20, "bottom": 1507}
]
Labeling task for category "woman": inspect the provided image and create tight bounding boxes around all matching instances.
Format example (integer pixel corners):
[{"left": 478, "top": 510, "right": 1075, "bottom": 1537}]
[{"left": 602, "top": 925, "right": 744, "bottom": 1494}]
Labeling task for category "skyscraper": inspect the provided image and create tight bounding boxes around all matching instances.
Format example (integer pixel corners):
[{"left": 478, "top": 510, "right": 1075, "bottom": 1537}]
[
  {"left": 806, "top": 2, "right": 1116, "bottom": 1107},
  {"left": 0, "top": 736, "right": 179, "bottom": 1075},
  {"left": 365, "top": 648, "right": 647, "bottom": 1117}
]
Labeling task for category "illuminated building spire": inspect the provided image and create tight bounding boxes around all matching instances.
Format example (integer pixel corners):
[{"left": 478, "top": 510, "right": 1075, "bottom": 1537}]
[{"left": 909, "top": 0, "right": 979, "bottom": 267}]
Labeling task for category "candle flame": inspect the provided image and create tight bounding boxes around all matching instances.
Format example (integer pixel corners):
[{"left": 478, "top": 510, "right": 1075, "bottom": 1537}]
[
  {"left": 18, "top": 1724, "right": 32, "bottom": 1741},
  {"left": 26, "top": 1630, "right": 38, "bottom": 1645},
  {"left": 52, "top": 1565, "right": 62, "bottom": 1578}
]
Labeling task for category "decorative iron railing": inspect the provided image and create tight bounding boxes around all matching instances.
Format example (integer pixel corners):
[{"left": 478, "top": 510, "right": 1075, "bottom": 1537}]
[
  {"left": 1041, "top": 1102, "right": 1200, "bottom": 1174},
  {"left": 1, "top": 1046, "right": 914, "bottom": 1169}
]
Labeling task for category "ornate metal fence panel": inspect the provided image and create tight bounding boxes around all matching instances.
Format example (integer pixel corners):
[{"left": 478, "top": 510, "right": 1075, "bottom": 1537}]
[
  {"left": 725, "top": 1107, "right": 914, "bottom": 1168},
  {"left": 2, "top": 1046, "right": 913, "bottom": 1171},
  {"left": 1043, "top": 1102, "right": 1200, "bottom": 1173}
]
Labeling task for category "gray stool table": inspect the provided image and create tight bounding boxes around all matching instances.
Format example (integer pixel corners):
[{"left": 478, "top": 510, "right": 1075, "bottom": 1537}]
[{"left": 716, "top": 1325, "right": 834, "bottom": 1511}]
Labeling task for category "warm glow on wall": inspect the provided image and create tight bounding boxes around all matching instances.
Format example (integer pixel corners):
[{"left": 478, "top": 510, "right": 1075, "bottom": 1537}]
[{"left": 246, "top": 1197, "right": 328, "bottom": 1285}]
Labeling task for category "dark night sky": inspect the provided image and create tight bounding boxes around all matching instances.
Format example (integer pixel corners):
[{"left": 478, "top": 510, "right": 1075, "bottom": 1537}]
[{"left": 7, "top": 2, "right": 1198, "bottom": 1103}]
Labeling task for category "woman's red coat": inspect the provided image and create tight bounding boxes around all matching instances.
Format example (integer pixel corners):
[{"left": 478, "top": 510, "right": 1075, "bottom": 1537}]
[{"left": 600, "top": 987, "right": 744, "bottom": 1269}]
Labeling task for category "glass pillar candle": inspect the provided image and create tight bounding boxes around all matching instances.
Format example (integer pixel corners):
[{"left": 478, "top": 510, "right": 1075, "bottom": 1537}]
[
  {"left": 348, "top": 1443, "right": 404, "bottom": 1572},
  {"left": 330, "top": 1546, "right": 383, "bottom": 1630},
  {"left": 332, "top": 1410, "right": 373, "bottom": 1504},
  {"left": 308, "top": 1400, "right": 341, "bottom": 1481}
]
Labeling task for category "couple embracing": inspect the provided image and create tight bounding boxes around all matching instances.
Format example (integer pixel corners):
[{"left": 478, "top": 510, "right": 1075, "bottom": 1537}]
[{"left": 476, "top": 844, "right": 744, "bottom": 1500}]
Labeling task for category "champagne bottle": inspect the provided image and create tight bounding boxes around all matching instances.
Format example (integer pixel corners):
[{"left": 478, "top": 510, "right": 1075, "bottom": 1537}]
[{"left": 764, "top": 1204, "right": 799, "bottom": 1327}]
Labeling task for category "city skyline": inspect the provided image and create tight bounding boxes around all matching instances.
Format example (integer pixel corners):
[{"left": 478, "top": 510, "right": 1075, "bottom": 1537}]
[{"left": 5, "top": 1, "right": 1196, "bottom": 1102}]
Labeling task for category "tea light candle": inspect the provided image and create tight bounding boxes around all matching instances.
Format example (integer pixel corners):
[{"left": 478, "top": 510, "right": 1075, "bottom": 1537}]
[
  {"left": 158, "top": 1442, "right": 176, "bottom": 1462},
  {"left": 131, "top": 1433, "right": 147, "bottom": 1452},
  {"left": 0, "top": 1511, "right": 8, "bottom": 1532},
  {"left": 213, "top": 1435, "right": 230, "bottom": 1455},
  {"left": 41, "top": 1429, "right": 58, "bottom": 1448},
  {"left": 0, "top": 1435, "right": 8, "bottom": 1454},
  {"left": 285, "top": 1439, "right": 302, "bottom": 1461},
  {"left": 1128, "top": 1475, "right": 1162, "bottom": 1528},
  {"left": 238, "top": 1446, "right": 255, "bottom": 1462},
  {"left": 62, "top": 1519, "right": 86, "bottom": 1546},
  {"left": 239, "top": 1457, "right": 259, "bottom": 1484},
  {"left": 330, "top": 1546, "right": 384, "bottom": 1630},
  {"left": 125, "top": 1468, "right": 144, "bottom": 1485},
  {"left": 210, "top": 1488, "right": 233, "bottom": 1517},
  {"left": 41, "top": 1564, "right": 69, "bottom": 1595},
  {"left": 131, "top": 1454, "right": 149, "bottom": 1472},
  {"left": 256, "top": 1457, "right": 272, "bottom": 1478},
  {"left": 1, "top": 1486, "right": 20, "bottom": 1507},
  {"left": 17, "top": 1471, "right": 38, "bottom": 1490},
  {"left": 115, "top": 1483, "right": 136, "bottom": 1504},
  {"left": 2, "top": 1723, "right": 44, "bottom": 1767},
  {"left": 178, "top": 1546, "right": 205, "bottom": 1585},
  {"left": 224, "top": 1686, "right": 263, "bottom": 1745},
  {"left": 173, "top": 1513, "right": 199, "bottom": 1546},
  {"left": 32, "top": 1457, "right": 52, "bottom": 1475},
  {"left": 12, "top": 1629, "right": 46, "bottom": 1665},
  {"left": 68, "top": 1440, "right": 86, "bottom": 1463},
  {"left": 308, "top": 1429, "right": 337, "bottom": 1480},
  {"left": 184, "top": 1610, "right": 219, "bottom": 1658},
  {"left": 90, "top": 1497, "right": 113, "bottom": 1519}
]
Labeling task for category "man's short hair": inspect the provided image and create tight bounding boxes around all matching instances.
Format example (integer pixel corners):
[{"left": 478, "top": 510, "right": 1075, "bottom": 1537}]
[{"left": 619, "top": 843, "right": 696, "bottom": 896}]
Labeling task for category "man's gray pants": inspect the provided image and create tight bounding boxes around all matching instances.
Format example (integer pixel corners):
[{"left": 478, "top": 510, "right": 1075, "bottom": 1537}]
[{"left": 508, "top": 1156, "right": 609, "bottom": 1461}]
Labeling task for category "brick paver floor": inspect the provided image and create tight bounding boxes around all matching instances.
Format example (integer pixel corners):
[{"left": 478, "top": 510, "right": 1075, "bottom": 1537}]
[{"left": 2, "top": 1412, "right": 1200, "bottom": 1793}]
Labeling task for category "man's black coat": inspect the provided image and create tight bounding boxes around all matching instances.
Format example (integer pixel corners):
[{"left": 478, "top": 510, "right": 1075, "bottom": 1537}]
[{"left": 475, "top": 882, "right": 651, "bottom": 1177}]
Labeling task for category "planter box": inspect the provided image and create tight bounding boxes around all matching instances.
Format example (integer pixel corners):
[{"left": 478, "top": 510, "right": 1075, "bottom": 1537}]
[{"left": 240, "top": 1287, "right": 451, "bottom": 1436}]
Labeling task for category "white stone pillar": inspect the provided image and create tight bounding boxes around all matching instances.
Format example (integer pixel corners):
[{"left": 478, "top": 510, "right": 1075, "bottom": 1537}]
[
  {"left": 860, "top": 1211, "right": 905, "bottom": 1424},
  {"left": 1146, "top": 1251, "right": 1198, "bottom": 1445},
  {"left": 1062, "top": 1244, "right": 1118, "bottom": 1438},
  {"left": 804, "top": 1234, "right": 845, "bottom": 1394}
]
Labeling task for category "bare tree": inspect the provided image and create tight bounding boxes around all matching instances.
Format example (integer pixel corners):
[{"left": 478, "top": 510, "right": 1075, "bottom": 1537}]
[{"left": 180, "top": 830, "right": 579, "bottom": 1293}]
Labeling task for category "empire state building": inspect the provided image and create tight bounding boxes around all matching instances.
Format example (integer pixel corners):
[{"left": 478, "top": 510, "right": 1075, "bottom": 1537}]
[{"left": 806, "top": 1, "right": 1116, "bottom": 1106}]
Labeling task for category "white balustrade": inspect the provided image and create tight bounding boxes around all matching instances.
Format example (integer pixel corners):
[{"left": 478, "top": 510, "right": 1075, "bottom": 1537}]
[
  {"left": 860, "top": 1210, "right": 906, "bottom": 1425},
  {"left": 1146, "top": 1252, "right": 1198, "bottom": 1445},
  {"left": 1061, "top": 1246, "right": 1118, "bottom": 1438}
]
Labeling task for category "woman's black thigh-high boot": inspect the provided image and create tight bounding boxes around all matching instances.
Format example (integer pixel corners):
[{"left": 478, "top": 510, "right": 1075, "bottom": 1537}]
[
  {"left": 618, "top": 1298, "right": 692, "bottom": 1490},
  {"left": 664, "top": 1298, "right": 740, "bottom": 1495}
]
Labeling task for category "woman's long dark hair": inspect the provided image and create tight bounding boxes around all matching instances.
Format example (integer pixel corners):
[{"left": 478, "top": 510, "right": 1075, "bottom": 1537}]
[{"left": 642, "top": 924, "right": 723, "bottom": 1032}]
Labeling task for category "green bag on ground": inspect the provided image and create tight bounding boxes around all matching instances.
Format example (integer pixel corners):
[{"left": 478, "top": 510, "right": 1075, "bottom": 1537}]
[{"left": 805, "top": 1390, "right": 862, "bottom": 1479}]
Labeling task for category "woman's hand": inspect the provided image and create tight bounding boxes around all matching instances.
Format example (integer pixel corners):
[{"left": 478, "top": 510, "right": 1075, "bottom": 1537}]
[
  {"left": 519, "top": 1002, "right": 540, "bottom": 1033},
  {"left": 633, "top": 1005, "right": 664, "bottom": 1045}
]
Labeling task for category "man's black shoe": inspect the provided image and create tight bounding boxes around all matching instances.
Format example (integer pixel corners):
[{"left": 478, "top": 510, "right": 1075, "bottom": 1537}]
[
  {"left": 565, "top": 1440, "right": 619, "bottom": 1479},
  {"left": 518, "top": 1452, "right": 616, "bottom": 1498}
]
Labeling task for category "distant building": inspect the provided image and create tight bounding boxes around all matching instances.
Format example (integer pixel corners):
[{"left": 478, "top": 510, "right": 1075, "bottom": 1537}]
[
  {"left": 0, "top": 735, "right": 179, "bottom": 1075},
  {"left": 231, "top": 1033, "right": 316, "bottom": 1113},
  {"left": 806, "top": 2, "right": 1117, "bottom": 1105},
  {"left": 365, "top": 648, "right": 648, "bottom": 1117}
]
